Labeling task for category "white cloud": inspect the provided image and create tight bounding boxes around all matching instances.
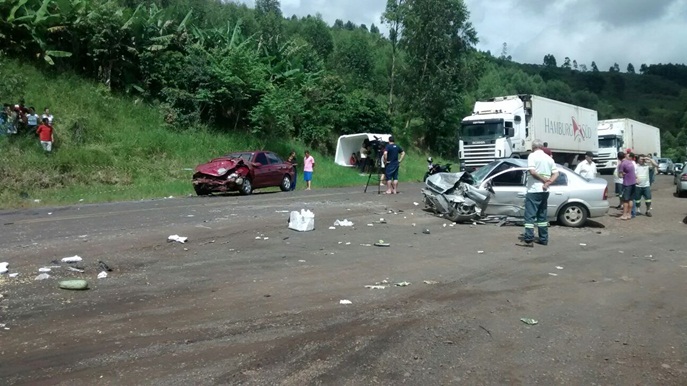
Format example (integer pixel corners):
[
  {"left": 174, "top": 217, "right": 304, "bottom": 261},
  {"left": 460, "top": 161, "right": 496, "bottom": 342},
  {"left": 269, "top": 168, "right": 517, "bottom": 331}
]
[{"left": 236, "top": 0, "right": 687, "bottom": 68}]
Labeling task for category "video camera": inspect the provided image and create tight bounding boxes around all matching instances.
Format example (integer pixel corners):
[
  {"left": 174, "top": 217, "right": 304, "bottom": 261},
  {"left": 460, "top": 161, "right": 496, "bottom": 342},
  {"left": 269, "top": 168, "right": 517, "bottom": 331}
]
[{"left": 369, "top": 136, "right": 388, "bottom": 158}]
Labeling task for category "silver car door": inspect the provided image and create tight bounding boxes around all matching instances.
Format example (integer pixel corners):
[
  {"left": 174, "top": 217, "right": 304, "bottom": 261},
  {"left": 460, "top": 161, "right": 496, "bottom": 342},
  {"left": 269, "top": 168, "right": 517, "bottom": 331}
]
[
  {"left": 546, "top": 172, "right": 571, "bottom": 219},
  {"left": 480, "top": 167, "right": 529, "bottom": 217}
]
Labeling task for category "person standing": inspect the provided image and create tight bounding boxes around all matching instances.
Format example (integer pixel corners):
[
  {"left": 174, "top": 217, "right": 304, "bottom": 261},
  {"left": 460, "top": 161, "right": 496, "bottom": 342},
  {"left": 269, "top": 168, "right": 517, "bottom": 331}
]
[
  {"left": 541, "top": 142, "right": 553, "bottom": 157},
  {"left": 383, "top": 136, "right": 405, "bottom": 194},
  {"left": 634, "top": 155, "right": 658, "bottom": 217},
  {"left": 26, "top": 107, "right": 40, "bottom": 134},
  {"left": 574, "top": 151, "right": 597, "bottom": 179},
  {"left": 303, "top": 150, "right": 315, "bottom": 190},
  {"left": 650, "top": 152, "right": 659, "bottom": 185},
  {"left": 42, "top": 107, "right": 54, "bottom": 125},
  {"left": 36, "top": 117, "right": 54, "bottom": 153},
  {"left": 519, "top": 139, "right": 559, "bottom": 247},
  {"left": 286, "top": 151, "right": 297, "bottom": 191},
  {"left": 612, "top": 152, "right": 625, "bottom": 210},
  {"left": 618, "top": 152, "right": 636, "bottom": 220},
  {"left": 359, "top": 139, "right": 370, "bottom": 173}
]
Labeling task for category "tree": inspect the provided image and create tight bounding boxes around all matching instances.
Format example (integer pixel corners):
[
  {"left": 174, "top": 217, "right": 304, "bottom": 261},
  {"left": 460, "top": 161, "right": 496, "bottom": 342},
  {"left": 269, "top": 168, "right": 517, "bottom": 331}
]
[
  {"left": 610, "top": 62, "right": 620, "bottom": 72},
  {"left": 639, "top": 63, "right": 648, "bottom": 74},
  {"left": 382, "top": 0, "right": 406, "bottom": 114},
  {"left": 299, "top": 16, "right": 333, "bottom": 60},
  {"left": 562, "top": 57, "right": 571, "bottom": 69},
  {"left": 370, "top": 23, "right": 380, "bottom": 34},
  {"left": 333, "top": 19, "right": 344, "bottom": 29},
  {"left": 543, "top": 54, "right": 557, "bottom": 67},
  {"left": 579, "top": 63, "right": 587, "bottom": 72},
  {"left": 255, "top": 0, "right": 283, "bottom": 54},
  {"left": 626, "top": 63, "right": 635, "bottom": 74},
  {"left": 573, "top": 60, "right": 578, "bottom": 70},
  {"left": 359, "top": 23, "right": 368, "bottom": 32},
  {"left": 393, "top": 0, "right": 479, "bottom": 154},
  {"left": 591, "top": 61, "right": 599, "bottom": 72},
  {"left": 499, "top": 42, "right": 511, "bottom": 61},
  {"left": 332, "top": 31, "right": 374, "bottom": 87},
  {"left": 344, "top": 20, "right": 355, "bottom": 30}
]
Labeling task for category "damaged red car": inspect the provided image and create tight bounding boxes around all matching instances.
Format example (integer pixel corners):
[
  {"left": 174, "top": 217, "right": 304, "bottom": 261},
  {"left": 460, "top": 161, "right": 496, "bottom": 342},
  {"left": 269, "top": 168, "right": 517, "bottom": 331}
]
[{"left": 192, "top": 151, "right": 296, "bottom": 195}]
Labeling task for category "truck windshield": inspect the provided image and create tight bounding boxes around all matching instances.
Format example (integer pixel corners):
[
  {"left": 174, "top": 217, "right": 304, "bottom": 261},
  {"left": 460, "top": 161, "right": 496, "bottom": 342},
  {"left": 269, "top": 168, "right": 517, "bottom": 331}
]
[
  {"left": 461, "top": 122, "right": 503, "bottom": 141},
  {"left": 598, "top": 137, "right": 619, "bottom": 149}
]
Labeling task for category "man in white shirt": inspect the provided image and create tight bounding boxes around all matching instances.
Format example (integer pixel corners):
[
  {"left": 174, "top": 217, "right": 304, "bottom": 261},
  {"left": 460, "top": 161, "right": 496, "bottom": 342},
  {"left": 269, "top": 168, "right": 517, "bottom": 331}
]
[
  {"left": 519, "top": 139, "right": 559, "bottom": 247},
  {"left": 634, "top": 154, "right": 658, "bottom": 217},
  {"left": 574, "top": 151, "right": 597, "bottom": 179}
]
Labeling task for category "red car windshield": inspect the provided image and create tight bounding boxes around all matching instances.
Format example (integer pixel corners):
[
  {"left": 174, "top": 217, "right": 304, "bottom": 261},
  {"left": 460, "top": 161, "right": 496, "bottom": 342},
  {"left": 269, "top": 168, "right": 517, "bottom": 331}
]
[{"left": 226, "top": 152, "right": 254, "bottom": 162}]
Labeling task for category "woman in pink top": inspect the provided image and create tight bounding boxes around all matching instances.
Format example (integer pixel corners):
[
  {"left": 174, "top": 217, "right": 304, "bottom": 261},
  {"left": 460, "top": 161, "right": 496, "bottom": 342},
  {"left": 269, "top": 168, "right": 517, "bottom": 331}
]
[{"left": 303, "top": 151, "right": 315, "bottom": 190}]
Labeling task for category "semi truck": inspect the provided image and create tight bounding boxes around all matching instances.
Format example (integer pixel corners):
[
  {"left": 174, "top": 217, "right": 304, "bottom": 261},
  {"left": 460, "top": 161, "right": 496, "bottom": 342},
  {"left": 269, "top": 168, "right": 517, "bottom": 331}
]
[
  {"left": 596, "top": 118, "right": 661, "bottom": 174},
  {"left": 459, "top": 94, "right": 598, "bottom": 170}
]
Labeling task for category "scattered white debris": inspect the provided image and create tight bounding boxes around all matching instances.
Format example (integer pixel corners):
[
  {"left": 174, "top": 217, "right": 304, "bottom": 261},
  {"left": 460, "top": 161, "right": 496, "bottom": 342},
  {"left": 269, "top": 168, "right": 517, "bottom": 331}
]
[
  {"left": 334, "top": 219, "right": 354, "bottom": 227},
  {"left": 365, "top": 285, "right": 386, "bottom": 290},
  {"left": 338, "top": 241, "right": 343, "bottom": 244},
  {"left": 35, "top": 273, "right": 51, "bottom": 280},
  {"left": 288, "top": 209, "right": 315, "bottom": 232},
  {"left": 413, "top": 202, "right": 419, "bottom": 206},
  {"left": 412, "top": 223, "right": 416, "bottom": 227},
  {"left": 38, "top": 267, "right": 51, "bottom": 273},
  {"left": 97, "top": 271, "right": 108, "bottom": 279},
  {"left": 367, "top": 223, "right": 374, "bottom": 227},
  {"left": 619, "top": 251, "right": 624, "bottom": 254},
  {"left": 477, "top": 251, "right": 484, "bottom": 254},
  {"left": 0, "top": 262, "right": 8, "bottom": 274},
  {"left": 423, "top": 280, "right": 439, "bottom": 285},
  {"left": 579, "top": 243, "right": 587, "bottom": 246},
  {"left": 275, "top": 210, "right": 290, "bottom": 213},
  {"left": 345, "top": 242, "right": 351, "bottom": 245},
  {"left": 33, "top": 199, "right": 41, "bottom": 203},
  {"left": 298, "top": 260, "right": 306, "bottom": 263},
  {"left": 187, "top": 215, "right": 195, "bottom": 218},
  {"left": 9, "top": 273, "right": 19, "bottom": 278},
  {"left": 556, "top": 266, "right": 564, "bottom": 270},
  {"left": 329, "top": 226, "right": 337, "bottom": 230},
  {"left": 443, "top": 223, "right": 447, "bottom": 227},
  {"left": 255, "top": 236, "right": 262, "bottom": 239},
  {"left": 168, "top": 235, "right": 188, "bottom": 243},
  {"left": 61, "top": 255, "right": 83, "bottom": 263},
  {"left": 79, "top": 199, "right": 84, "bottom": 202},
  {"left": 48, "top": 212, "right": 53, "bottom": 215},
  {"left": 67, "top": 267, "right": 85, "bottom": 273},
  {"left": 395, "top": 281, "right": 411, "bottom": 287},
  {"left": 379, "top": 218, "right": 386, "bottom": 224},
  {"left": 548, "top": 273, "right": 558, "bottom": 277},
  {"left": 339, "top": 299, "right": 352, "bottom": 305},
  {"left": 263, "top": 237, "right": 269, "bottom": 241}
]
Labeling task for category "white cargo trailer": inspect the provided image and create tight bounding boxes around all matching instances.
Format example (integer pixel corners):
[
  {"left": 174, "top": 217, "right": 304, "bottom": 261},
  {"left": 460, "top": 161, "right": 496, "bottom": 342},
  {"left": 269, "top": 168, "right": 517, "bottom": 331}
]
[
  {"left": 596, "top": 118, "right": 661, "bottom": 173},
  {"left": 459, "top": 94, "right": 598, "bottom": 170}
]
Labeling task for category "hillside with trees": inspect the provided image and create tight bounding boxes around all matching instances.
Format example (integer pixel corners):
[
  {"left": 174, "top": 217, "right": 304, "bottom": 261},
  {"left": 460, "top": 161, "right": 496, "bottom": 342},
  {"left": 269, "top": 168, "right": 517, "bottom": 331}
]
[{"left": 1, "top": 0, "right": 686, "bottom": 160}]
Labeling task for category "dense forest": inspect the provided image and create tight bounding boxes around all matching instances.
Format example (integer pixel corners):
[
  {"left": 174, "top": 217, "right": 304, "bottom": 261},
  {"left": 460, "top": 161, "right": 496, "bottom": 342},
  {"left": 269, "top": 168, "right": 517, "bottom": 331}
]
[{"left": 1, "top": 0, "right": 686, "bottom": 159}]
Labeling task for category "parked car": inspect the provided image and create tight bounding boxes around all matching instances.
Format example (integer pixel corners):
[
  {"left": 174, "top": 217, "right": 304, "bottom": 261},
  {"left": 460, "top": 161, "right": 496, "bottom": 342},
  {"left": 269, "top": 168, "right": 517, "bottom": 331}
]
[
  {"left": 192, "top": 151, "right": 295, "bottom": 195},
  {"left": 468, "top": 159, "right": 609, "bottom": 227},
  {"left": 676, "top": 168, "right": 687, "bottom": 197},
  {"left": 658, "top": 158, "right": 674, "bottom": 175},
  {"left": 673, "top": 163, "right": 684, "bottom": 184}
]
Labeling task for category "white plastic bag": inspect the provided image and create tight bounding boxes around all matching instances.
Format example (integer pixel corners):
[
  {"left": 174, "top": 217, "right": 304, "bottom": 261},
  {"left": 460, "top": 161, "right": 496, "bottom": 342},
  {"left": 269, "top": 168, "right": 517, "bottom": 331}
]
[{"left": 288, "top": 209, "right": 315, "bottom": 232}]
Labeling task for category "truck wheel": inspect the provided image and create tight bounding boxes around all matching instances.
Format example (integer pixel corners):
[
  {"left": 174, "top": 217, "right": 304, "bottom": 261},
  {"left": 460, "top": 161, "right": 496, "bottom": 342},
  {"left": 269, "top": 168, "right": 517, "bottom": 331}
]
[
  {"left": 558, "top": 203, "right": 588, "bottom": 227},
  {"left": 239, "top": 178, "right": 253, "bottom": 195}
]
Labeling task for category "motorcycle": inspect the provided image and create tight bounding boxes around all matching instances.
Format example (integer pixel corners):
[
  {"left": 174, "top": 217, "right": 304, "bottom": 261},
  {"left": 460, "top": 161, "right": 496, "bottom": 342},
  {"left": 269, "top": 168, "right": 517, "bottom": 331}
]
[
  {"left": 421, "top": 170, "right": 495, "bottom": 223},
  {"left": 423, "top": 157, "right": 452, "bottom": 181}
]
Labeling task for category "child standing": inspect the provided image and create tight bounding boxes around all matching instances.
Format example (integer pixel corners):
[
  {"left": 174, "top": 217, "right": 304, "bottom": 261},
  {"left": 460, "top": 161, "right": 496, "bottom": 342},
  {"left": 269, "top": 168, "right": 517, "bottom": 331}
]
[{"left": 303, "top": 151, "right": 315, "bottom": 190}]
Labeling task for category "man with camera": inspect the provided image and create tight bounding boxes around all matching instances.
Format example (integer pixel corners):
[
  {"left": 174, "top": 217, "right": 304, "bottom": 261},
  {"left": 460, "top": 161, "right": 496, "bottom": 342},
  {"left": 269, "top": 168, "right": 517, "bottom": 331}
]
[{"left": 383, "top": 136, "right": 405, "bottom": 194}]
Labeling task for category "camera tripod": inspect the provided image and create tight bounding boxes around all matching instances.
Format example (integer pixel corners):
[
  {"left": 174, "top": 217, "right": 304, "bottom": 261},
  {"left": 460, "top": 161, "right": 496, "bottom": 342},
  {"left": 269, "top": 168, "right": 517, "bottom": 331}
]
[{"left": 364, "top": 154, "right": 384, "bottom": 194}]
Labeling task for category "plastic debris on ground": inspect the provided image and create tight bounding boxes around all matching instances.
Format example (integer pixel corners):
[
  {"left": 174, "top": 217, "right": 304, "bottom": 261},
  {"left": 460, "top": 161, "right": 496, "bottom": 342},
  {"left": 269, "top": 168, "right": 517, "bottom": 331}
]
[
  {"left": 298, "top": 260, "right": 306, "bottom": 263},
  {"left": 38, "top": 267, "right": 51, "bottom": 273},
  {"left": 413, "top": 202, "right": 419, "bottom": 206},
  {"left": 365, "top": 285, "right": 387, "bottom": 290},
  {"left": 395, "top": 281, "right": 411, "bottom": 287},
  {"left": 99, "top": 261, "right": 113, "bottom": 272},
  {"left": 329, "top": 226, "right": 336, "bottom": 230},
  {"left": 374, "top": 240, "right": 390, "bottom": 247},
  {"left": 61, "top": 255, "right": 83, "bottom": 263},
  {"left": 68, "top": 267, "right": 85, "bottom": 273},
  {"left": 97, "top": 271, "right": 108, "bottom": 279},
  {"left": 333, "top": 219, "right": 353, "bottom": 227},
  {"left": 520, "top": 318, "right": 539, "bottom": 325},
  {"left": 423, "top": 280, "right": 439, "bottom": 285},
  {"left": 367, "top": 223, "right": 374, "bottom": 227},
  {"left": 339, "top": 299, "right": 352, "bottom": 305},
  {"left": 556, "top": 266, "right": 564, "bottom": 270},
  {"left": 8, "top": 273, "right": 19, "bottom": 278},
  {"left": 35, "top": 273, "right": 51, "bottom": 280},
  {"left": 59, "top": 279, "right": 89, "bottom": 290},
  {"left": 0, "top": 262, "right": 8, "bottom": 274},
  {"left": 580, "top": 243, "right": 587, "bottom": 246},
  {"left": 422, "top": 229, "right": 431, "bottom": 234},
  {"left": 548, "top": 273, "right": 558, "bottom": 276},
  {"left": 379, "top": 218, "right": 387, "bottom": 224},
  {"left": 168, "top": 235, "right": 188, "bottom": 243},
  {"left": 288, "top": 209, "right": 315, "bottom": 232},
  {"left": 477, "top": 251, "right": 484, "bottom": 254}
]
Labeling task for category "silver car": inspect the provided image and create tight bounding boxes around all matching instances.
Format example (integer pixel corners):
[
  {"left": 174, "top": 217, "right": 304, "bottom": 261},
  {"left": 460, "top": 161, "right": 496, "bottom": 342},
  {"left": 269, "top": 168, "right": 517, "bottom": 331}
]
[
  {"left": 673, "top": 163, "right": 684, "bottom": 184},
  {"left": 658, "top": 158, "right": 674, "bottom": 175},
  {"left": 675, "top": 168, "right": 687, "bottom": 197},
  {"left": 470, "top": 159, "right": 610, "bottom": 227}
]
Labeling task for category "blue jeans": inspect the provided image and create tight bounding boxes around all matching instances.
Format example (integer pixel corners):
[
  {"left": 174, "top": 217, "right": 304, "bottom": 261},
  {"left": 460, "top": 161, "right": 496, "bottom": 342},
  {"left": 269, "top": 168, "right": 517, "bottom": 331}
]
[{"left": 524, "top": 192, "right": 550, "bottom": 244}]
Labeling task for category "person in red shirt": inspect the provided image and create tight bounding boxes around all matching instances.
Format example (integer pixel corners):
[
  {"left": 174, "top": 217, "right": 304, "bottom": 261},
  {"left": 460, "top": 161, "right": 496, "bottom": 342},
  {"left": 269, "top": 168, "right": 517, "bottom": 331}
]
[
  {"left": 36, "top": 118, "right": 54, "bottom": 153},
  {"left": 541, "top": 142, "right": 553, "bottom": 157}
]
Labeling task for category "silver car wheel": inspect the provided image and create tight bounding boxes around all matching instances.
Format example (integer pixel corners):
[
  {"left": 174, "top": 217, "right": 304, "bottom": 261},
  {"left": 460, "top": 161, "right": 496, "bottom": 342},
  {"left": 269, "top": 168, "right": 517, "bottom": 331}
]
[{"left": 559, "top": 204, "right": 587, "bottom": 227}]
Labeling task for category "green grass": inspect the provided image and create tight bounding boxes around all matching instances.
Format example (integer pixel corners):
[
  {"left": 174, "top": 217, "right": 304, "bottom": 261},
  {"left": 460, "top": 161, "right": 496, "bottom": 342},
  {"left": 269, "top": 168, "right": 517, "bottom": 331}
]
[{"left": 0, "top": 59, "right": 455, "bottom": 208}]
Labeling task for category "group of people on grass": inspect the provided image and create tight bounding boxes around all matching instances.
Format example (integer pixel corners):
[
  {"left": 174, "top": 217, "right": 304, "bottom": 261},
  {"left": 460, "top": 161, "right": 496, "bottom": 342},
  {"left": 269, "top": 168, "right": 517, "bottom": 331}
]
[
  {"left": 1, "top": 100, "right": 55, "bottom": 153},
  {"left": 286, "top": 150, "right": 315, "bottom": 191}
]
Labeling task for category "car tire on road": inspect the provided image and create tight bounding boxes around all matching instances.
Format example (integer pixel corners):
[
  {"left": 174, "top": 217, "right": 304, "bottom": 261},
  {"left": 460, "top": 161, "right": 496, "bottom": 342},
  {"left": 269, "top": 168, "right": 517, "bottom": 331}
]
[
  {"left": 280, "top": 175, "right": 292, "bottom": 192},
  {"left": 677, "top": 186, "right": 686, "bottom": 198},
  {"left": 558, "top": 203, "right": 588, "bottom": 227},
  {"left": 240, "top": 178, "right": 253, "bottom": 195},
  {"left": 194, "top": 185, "right": 210, "bottom": 196}
]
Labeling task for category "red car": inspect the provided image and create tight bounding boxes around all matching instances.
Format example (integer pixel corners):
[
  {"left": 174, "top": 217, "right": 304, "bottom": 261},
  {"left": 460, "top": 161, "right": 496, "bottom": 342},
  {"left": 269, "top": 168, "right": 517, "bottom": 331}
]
[{"left": 192, "top": 151, "right": 296, "bottom": 195}]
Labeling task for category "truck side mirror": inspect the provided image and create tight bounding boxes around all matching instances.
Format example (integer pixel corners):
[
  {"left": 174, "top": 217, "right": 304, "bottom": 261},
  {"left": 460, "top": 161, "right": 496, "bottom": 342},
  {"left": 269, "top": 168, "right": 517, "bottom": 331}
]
[{"left": 506, "top": 127, "right": 515, "bottom": 137}]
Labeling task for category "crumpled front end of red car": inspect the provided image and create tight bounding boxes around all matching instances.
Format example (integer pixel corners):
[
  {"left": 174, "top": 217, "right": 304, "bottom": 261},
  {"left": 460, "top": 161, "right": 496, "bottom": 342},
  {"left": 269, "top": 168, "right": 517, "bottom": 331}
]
[{"left": 192, "top": 158, "right": 249, "bottom": 194}]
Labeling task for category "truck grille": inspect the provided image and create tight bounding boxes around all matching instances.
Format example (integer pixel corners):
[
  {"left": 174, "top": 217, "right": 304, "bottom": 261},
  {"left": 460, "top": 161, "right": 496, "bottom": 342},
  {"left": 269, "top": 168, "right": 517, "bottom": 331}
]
[
  {"left": 462, "top": 144, "right": 496, "bottom": 169},
  {"left": 596, "top": 151, "right": 615, "bottom": 168}
]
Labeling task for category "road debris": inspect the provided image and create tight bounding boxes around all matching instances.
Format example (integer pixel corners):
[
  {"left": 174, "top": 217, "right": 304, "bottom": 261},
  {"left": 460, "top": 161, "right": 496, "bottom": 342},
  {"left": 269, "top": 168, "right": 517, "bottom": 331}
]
[
  {"left": 548, "top": 273, "right": 558, "bottom": 276},
  {"left": 477, "top": 251, "right": 484, "bottom": 254},
  {"left": 8, "top": 273, "right": 19, "bottom": 278},
  {"left": 379, "top": 218, "right": 387, "bottom": 224},
  {"left": 38, "top": 267, "right": 52, "bottom": 273},
  {"left": 556, "top": 266, "right": 564, "bottom": 270},
  {"left": 35, "top": 273, "right": 51, "bottom": 280},
  {"left": 334, "top": 219, "right": 353, "bottom": 227},
  {"left": 61, "top": 255, "right": 83, "bottom": 263},
  {"left": 0, "top": 262, "right": 8, "bottom": 274},
  {"left": 374, "top": 240, "right": 390, "bottom": 247},
  {"left": 579, "top": 243, "right": 587, "bottom": 246},
  {"left": 520, "top": 318, "right": 539, "bottom": 325},
  {"left": 395, "top": 281, "right": 411, "bottom": 287},
  {"left": 298, "top": 260, "right": 306, "bottom": 263},
  {"left": 422, "top": 228, "right": 431, "bottom": 234},
  {"left": 339, "top": 299, "right": 352, "bottom": 305},
  {"left": 68, "top": 267, "right": 85, "bottom": 273},
  {"left": 59, "top": 279, "right": 89, "bottom": 290},
  {"left": 423, "top": 280, "right": 439, "bottom": 285},
  {"left": 413, "top": 202, "right": 419, "bottom": 206},
  {"left": 329, "top": 226, "right": 337, "bottom": 230},
  {"left": 168, "top": 235, "right": 188, "bottom": 243},
  {"left": 98, "top": 261, "right": 113, "bottom": 272},
  {"left": 97, "top": 271, "right": 108, "bottom": 279},
  {"left": 288, "top": 209, "right": 315, "bottom": 232},
  {"left": 367, "top": 223, "right": 374, "bottom": 227},
  {"left": 365, "top": 285, "right": 387, "bottom": 290}
]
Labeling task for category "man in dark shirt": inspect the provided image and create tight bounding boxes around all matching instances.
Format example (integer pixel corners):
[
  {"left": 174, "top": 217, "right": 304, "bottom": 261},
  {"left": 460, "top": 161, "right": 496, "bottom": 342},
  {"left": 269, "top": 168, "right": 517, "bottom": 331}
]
[{"left": 383, "top": 136, "right": 405, "bottom": 194}]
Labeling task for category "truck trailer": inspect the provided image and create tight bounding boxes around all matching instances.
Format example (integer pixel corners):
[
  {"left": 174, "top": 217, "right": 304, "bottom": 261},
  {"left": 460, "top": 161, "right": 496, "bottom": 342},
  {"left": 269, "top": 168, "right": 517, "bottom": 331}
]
[
  {"left": 459, "top": 94, "right": 598, "bottom": 170},
  {"left": 596, "top": 118, "right": 661, "bottom": 174}
]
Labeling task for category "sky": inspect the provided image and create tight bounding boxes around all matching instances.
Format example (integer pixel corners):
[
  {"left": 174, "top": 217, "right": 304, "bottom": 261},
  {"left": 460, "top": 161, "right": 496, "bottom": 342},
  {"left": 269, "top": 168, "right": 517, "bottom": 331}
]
[{"left": 238, "top": 0, "right": 687, "bottom": 70}]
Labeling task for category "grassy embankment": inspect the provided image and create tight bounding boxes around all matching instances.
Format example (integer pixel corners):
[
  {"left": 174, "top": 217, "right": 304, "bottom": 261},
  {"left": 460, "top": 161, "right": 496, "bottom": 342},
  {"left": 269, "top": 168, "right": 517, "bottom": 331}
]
[{"left": 0, "top": 59, "right": 450, "bottom": 209}]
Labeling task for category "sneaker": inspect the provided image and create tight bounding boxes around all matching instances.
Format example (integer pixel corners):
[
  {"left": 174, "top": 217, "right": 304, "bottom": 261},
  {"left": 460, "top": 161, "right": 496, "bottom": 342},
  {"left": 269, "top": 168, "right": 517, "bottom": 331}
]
[
  {"left": 516, "top": 242, "right": 534, "bottom": 248},
  {"left": 534, "top": 240, "right": 548, "bottom": 246},
  {"left": 646, "top": 211, "right": 653, "bottom": 217}
]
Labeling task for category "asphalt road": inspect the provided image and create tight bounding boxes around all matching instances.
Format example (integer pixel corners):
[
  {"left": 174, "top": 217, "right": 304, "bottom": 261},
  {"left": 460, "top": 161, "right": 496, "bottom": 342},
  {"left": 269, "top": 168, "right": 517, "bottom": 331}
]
[{"left": 1, "top": 176, "right": 686, "bottom": 385}]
